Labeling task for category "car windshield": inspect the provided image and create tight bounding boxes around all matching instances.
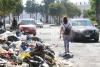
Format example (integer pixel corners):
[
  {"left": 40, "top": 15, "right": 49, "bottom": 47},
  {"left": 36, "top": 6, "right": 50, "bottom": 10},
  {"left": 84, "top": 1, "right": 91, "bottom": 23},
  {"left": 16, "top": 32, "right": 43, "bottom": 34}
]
[
  {"left": 36, "top": 20, "right": 42, "bottom": 23},
  {"left": 20, "top": 20, "right": 35, "bottom": 25},
  {"left": 71, "top": 20, "right": 93, "bottom": 26}
]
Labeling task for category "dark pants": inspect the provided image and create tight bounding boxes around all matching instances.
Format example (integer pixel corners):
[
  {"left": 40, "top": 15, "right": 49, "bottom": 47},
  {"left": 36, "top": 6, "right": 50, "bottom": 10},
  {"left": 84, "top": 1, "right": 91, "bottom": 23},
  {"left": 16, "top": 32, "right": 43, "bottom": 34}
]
[{"left": 11, "top": 26, "right": 16, "bottom": 30}]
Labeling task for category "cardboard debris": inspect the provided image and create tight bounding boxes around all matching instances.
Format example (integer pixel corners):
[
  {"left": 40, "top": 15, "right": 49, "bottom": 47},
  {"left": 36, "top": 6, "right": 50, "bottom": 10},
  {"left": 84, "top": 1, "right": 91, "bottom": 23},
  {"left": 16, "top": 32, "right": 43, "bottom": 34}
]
[{"left": 0, "top": 46, "right": 6, "bottom": 53}]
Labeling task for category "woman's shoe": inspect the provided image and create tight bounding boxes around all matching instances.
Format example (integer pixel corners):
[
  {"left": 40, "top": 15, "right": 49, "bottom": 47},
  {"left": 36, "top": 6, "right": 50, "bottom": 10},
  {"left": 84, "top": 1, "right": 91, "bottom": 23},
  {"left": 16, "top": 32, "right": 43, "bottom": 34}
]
[
  {"left": 68, "top": 51, "right": 70, "bottom": 53},
  {"left": 65, "top": 52, "right": 67, "bottom": 55}
]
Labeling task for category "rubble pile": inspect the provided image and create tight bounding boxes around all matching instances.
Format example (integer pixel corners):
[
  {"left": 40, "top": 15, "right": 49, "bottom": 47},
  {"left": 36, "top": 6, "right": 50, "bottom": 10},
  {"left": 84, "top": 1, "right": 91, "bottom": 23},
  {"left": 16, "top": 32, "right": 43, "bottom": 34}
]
[
  {"left": 0, "top": 29, "right": 57, "bottom": 67},
  {"left": 0, "top": 29, "right": 74, "bottom": 67}
]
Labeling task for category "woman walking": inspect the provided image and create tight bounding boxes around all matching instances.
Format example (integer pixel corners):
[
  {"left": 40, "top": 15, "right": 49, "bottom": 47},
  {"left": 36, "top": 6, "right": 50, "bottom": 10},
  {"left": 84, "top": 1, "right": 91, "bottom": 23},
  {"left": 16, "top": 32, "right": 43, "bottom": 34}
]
[{"left": 59, "top": 16, "right": 72, "bottom": 54}]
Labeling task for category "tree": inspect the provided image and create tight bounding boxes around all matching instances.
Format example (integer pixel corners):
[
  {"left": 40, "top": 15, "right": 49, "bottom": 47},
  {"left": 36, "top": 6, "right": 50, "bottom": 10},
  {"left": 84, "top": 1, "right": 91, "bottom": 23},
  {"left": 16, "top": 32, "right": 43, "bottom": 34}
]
[
  {"left": 0, "top": 0, "right": 21, "bottom": 29},
  {"left": 14, "top": 2, "right": 24, "bottom": 21},
  {"left": 95, "top": 0, "right": 100, "bottom": 23},
  {"left": 89, "top": 0, "right": 100, "bottom": 23},
  {"left": 25, "top": 0, "right": 35, "bottom": 18},
  {"left": 42, "top": 0, "right": 55, "bottom": 23},
  {"left": 34, "top": 3, "right": 40, "bottom": 20},
  {"left": 49, "top": 3, "right": 66, "bottom": 23},
  {"left": 64, "top": 2, "right": 81, "bottom": 18},
  {"left": 38, "top": 5, "right": 45, "bottom": 20},
  {"left": 83, "top": 10, "right": 89, "bottom": 18}
]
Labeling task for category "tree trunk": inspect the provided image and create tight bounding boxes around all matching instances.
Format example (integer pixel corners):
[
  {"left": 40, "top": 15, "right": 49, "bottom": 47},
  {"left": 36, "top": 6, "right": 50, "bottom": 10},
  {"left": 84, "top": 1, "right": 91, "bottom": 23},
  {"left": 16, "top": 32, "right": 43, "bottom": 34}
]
[
  {"left": 30, "top": 13, "right": 31, "bottom": 18},
  {"left": 32, "top": 13, "right": 34, "bottom": 19},
  {"left": 57, "top": 16, "right": 59, "bottom": 24},
  {"left": 58, "top": 16, "right": 61, "bottom": 24},
  {"left": 3, "top": 17, "right": 5, "bottom": 29},
  {"left": 18, "top": 15, "right": 19, "bottom": 21},
  {"left": 36, "top": 13, "right": 37, "bottom": 20},
  {"left": 9, "top": 14, "right": 10, "bottom": 24},
  {"left": 96, "top": 0, "right": 99, "bottom": 23},
  {"left": 46, "top": 14, "right": 48, "bottom": 23}
]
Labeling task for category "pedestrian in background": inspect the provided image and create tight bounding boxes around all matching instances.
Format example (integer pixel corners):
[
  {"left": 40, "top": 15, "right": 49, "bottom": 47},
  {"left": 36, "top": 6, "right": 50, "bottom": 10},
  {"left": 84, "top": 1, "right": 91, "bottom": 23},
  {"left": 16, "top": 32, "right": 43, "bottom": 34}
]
[
  {"left": 59, "top": 16, "right": 72, "bottom": 54},
  {"left": 0, "top": 20, "right": 3, "bottom": 28},
  {"left": 11, "top": 17, "right": 17, "bottom": 30}
]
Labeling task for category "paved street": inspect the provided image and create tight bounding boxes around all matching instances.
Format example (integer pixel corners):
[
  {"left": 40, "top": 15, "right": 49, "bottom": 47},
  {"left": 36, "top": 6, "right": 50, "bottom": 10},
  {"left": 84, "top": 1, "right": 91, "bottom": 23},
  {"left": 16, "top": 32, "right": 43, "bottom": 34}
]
[{"left": 36, "top": 25, "right": 100, "bottom": 67}]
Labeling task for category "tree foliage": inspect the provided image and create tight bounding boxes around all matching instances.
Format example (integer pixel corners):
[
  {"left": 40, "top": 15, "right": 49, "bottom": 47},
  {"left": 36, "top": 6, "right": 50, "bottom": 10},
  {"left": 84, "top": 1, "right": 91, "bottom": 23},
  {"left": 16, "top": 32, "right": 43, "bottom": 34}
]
[
  {"left": 42, "top": 0, "right": 55, "bottom": 23},
  {"left": 25, "top": 0, "right": 35, "bottom": 18},
  {"left": 0, "top": 0, "right": 22, "bottom": 29},
  {"left": 49, "top": 3, "right": 66, "bottom": 16},
  {"left": 63, "top": 2, "right": 81, "bottom": 18},
  {"left": 49, "top": 3, "right": 66, "bottom": 23},
  {"left": 14, "top": 2, "right": 24, "bottom": 20},
  {"left": 83, "top": 10, "right": 89, "bottom": 18},
  {"left": 25, "top": 0, "right": 34, "bottom": 13},
  {"left": 14, "top": 3, "right": 24, "bottom": 16},
  {"left": 88, "top": 0, "right": 100, "bottom": 22}
]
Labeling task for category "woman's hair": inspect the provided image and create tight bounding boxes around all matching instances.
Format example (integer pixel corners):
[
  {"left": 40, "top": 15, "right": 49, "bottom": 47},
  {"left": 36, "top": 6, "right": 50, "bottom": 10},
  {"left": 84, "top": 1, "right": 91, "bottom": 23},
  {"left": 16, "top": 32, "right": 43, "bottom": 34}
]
[{"left": 63, "top": 16, "right": 68, "bottom": 24}]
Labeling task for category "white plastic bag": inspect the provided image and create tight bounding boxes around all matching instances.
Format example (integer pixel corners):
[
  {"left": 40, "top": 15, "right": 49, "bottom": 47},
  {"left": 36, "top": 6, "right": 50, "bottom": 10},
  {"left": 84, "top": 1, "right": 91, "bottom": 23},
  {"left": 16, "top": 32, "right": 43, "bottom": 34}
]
[{"left": 21, "top": 35, "right": 27, "bottom": 41}]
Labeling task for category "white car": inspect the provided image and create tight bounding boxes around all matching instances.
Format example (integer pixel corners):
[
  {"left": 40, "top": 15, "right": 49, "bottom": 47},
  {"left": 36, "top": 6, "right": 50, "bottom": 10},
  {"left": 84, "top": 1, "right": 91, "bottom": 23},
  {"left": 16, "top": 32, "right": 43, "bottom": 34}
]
[{"left": 35, "top": 20, "right": 44, "bottom": 28}]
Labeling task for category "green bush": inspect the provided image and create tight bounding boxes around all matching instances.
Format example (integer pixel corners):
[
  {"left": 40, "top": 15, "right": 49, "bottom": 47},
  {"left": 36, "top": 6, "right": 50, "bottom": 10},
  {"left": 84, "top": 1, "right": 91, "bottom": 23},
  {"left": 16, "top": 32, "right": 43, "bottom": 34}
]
[{"left": 92, "top": 21, "right": 98, "bottom": 25}]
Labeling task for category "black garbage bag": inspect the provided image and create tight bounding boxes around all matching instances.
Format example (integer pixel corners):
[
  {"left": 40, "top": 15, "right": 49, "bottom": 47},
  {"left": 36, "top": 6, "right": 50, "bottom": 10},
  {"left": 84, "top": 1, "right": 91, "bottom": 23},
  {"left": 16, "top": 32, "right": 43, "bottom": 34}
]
[
  {"left": 29, "top": 45, "right": 45, "bottom": 59},
  {"left": 0, "top": 29, "right": 6, "bottom": 34},
  {"left": 45, "top": 46, "right": 55, "bottom": 55},
  {"left": 21, "top": 42, "right": 29, "bottom": 47},
  {"left": 31, "top": 37, "right": 44, "bottom": 43},
  {"left": 45, "top": 50, "right": 55, "bottom": 59},
  {"left": 30, "top": 56, "right": 44, "bottom": 67},
  {"left": 23, "top": 56, "right": 43, "bottom": 67},
  {"left": 7, "top": 36, "right": 19, "bottom": 42},
  {"left": 45, "top": 54, "right": 56, "bottom": 67},
  {"left": 6, "top": 41, "right": 11, "bottom": 46}
]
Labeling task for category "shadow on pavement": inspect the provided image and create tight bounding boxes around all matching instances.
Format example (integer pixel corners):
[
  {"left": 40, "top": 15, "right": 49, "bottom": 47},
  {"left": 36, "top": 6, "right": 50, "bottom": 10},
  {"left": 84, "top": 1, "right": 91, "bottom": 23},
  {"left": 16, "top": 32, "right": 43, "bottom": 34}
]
[
  {"left": 72, "top": 39, "right": 100, "bottom": 43},
  {"left": 59, "top": 53, "right": 74, "bottom": 60}
]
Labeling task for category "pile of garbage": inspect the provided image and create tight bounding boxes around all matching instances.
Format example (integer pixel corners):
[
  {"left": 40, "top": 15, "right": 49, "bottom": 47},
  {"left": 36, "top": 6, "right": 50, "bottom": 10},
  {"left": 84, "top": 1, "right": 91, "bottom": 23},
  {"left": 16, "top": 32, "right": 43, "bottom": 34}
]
[{"left": 0, "top": 29, "right": 56, "bottom": 67}]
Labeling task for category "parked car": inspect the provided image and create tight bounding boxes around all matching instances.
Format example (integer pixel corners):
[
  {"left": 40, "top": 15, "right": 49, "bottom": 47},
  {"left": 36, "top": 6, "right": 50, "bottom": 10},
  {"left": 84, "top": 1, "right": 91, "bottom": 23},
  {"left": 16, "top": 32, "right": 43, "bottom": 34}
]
[
  {"left": 18, "top": 19, "right": 36, "bottom": 36},
  {"left": 35, "top": 20, "right": 43, "bottom": 28},
  {"left": 70, "top": 19, "right": 99, "bottom": 42}
]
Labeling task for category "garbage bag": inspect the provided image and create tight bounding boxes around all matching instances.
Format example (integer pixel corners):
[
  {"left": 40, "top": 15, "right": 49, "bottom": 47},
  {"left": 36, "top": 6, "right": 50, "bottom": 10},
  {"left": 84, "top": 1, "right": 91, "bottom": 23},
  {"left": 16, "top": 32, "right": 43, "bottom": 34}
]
[
  {"left": 29, "top": 46, "right": 44, "bottom": 58},
  {"left": 7, "top": 36, "right": 19, "bottom": 42},
  {"left": 45, "top": 46, "right": 55, "bottom": 55},
  {"left": 0, "top": 29, "right": 6, "bottom": 34},
  {"left": 31, "top": 37, "right": 44, "bottom": 43},
  {"left": 45, "top": 50, "right": 55, "bottom": 59}
]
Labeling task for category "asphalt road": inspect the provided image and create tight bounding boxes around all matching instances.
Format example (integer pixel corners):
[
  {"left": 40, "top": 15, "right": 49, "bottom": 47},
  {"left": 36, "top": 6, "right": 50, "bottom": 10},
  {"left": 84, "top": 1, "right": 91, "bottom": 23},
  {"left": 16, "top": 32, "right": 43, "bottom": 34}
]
[
  {"left": 5, "top": 24, "right": 100, "bottom": 67},
  {"left": 36, "top": 25, "right": 100, "bottom": 67}
]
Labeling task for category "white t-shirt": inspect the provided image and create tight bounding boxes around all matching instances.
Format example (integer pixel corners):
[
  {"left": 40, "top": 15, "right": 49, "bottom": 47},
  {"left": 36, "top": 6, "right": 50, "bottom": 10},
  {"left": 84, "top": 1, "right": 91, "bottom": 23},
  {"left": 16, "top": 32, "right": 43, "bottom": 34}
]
[{"left": 60, "top": 22, "right": 72, "bottom": 34}]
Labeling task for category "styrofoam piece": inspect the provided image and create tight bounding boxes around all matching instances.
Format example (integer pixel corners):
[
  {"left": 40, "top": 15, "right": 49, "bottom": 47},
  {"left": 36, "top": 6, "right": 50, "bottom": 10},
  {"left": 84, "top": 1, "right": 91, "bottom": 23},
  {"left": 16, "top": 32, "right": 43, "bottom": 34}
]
[
  {"left": 42, "top": 63, "right": 49, "bottom": 67},
  {"left": 20, "top": 35, "right": 27, "bottom": 41},
  {"left": 69, "top": 63, "right": 74, "bottom": 67},
  {"left": 21, "top": 62, "right": 29, "bottom": 67},
  {"left": 42, "top": 43, "right": 50, "bottom": 46}
]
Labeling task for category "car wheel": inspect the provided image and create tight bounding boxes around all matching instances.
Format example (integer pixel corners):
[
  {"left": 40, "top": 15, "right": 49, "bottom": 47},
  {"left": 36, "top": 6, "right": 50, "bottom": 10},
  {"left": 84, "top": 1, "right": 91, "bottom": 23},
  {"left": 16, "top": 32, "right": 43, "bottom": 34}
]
[
  {"left": 94, "top": 39, "right": 99, "bottom": 42},
  {"left": 33, "top": 32, "right": 36, "bottom": 36}
]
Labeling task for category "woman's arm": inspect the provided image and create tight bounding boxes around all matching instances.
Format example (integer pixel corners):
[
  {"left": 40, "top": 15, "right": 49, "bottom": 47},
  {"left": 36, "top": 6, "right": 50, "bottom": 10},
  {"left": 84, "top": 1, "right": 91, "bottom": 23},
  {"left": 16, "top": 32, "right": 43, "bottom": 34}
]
[
  {"left": 59, "top": 27, "right": 63, "bottom": 38},
  {"left": 70, "top": 27, "right": 73, "bottom": 38}
]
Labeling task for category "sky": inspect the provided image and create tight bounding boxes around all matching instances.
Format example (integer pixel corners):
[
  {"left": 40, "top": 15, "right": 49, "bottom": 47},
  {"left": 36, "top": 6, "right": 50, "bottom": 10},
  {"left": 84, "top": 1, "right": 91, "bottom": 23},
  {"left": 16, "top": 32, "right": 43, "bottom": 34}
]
[{"left": 23, "top": 0, "right": 89, "bottom": 6}]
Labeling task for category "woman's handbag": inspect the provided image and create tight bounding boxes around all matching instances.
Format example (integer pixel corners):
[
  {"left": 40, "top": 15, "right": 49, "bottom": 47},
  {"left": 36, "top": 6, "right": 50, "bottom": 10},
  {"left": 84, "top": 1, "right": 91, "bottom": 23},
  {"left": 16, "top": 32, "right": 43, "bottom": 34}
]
[{"left": 69, "top": 38, "right": 73, "bottom": 43}]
